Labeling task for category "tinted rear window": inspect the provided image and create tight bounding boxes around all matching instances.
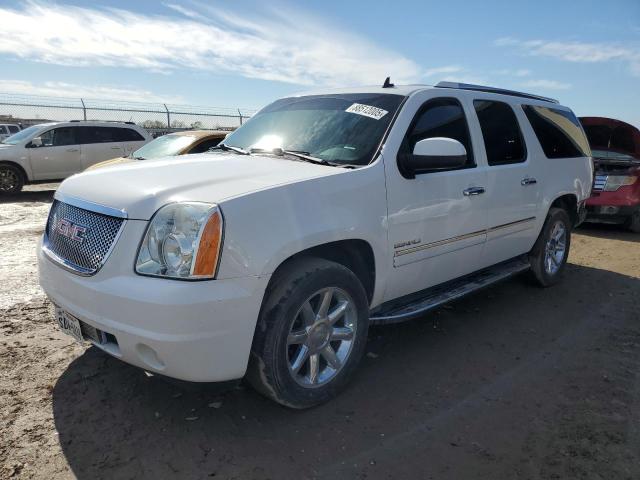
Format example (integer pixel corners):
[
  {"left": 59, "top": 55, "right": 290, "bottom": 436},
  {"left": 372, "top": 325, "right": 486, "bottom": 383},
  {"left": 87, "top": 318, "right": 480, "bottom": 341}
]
[
  {"left": 474, "top": 100, "right": 526, "bottom": 165},
  {"left": 523, "top": 105, "right": 590, "bottom": 158}
]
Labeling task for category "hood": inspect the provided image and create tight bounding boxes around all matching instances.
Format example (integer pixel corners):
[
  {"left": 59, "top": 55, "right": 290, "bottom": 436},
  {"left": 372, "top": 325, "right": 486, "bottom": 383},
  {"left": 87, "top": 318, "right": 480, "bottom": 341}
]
[
  {"left": 57, "top": 153, "right": 340, "bottom": 219},
  {"left": 85, "top": 156, "right": 131, "bottom": 171},
  {"left": 579, "top": 116, "right": 640, "bottom": 161}
]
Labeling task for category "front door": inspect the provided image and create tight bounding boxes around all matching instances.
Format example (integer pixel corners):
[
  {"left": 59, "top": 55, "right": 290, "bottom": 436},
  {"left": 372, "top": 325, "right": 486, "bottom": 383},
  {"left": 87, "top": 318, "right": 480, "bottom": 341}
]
[
  {"left": 383, "top": 93, "right": 489, "bottom": 301},
  {"left": 470, "top": 98, "right": 541, "bottom": 266},
  {"left": 28, "top": 127, "right": 82, "bottom": 180}
]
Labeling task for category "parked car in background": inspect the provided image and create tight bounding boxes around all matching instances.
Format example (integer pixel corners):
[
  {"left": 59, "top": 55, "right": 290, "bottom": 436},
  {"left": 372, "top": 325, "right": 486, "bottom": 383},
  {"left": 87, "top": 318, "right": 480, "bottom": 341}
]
[
  {"left": 0, "top": 121, "right": 150, "bottom": 193},
  {"left": 87, "top": 130, "right": 228, "bottom": 170},
  {"left": 580, "top": 117, "right": 640, "bottom": 232},
  {"left": 0, "top": 123, "right": 21, "bottom": 142},
  {"left": 39, "top": 81, "right": 592, "bottom": 408}
]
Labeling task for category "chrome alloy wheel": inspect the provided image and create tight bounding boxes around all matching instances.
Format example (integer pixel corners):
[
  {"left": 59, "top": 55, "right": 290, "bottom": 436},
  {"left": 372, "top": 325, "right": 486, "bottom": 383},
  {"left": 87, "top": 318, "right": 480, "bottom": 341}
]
[
  {"left": 0, "top": 167, "right": 19, "bottom": 192},
  {"left": 544, "top": 220, "right": 567, "bottom": 275},
  {"left": 286, "top": 287, "right": 357, "bottom": 388}
]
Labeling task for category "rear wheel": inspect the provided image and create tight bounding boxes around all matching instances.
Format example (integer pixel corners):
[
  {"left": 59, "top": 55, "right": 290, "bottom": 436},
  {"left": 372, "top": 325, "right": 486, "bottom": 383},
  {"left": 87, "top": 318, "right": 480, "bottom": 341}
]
[
  {"left": 247, "top": 257, "right": 369, "bottom": 408},
  {"left": 528, "top": 208, "right": 571, "bottom": 287},
  {"left": 0, "top": 164, "right": 24, "bottom": 194}
]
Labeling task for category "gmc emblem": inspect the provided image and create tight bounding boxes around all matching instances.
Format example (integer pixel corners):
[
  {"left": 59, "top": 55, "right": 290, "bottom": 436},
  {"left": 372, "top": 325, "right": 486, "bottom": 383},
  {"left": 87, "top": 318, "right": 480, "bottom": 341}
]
[{"left": 54, "top": 218, "right": 88, "bottom": 243}]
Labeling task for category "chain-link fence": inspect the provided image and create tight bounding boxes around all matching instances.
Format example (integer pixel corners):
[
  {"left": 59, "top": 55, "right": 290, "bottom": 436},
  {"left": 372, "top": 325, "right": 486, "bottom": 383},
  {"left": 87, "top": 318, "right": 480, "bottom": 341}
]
[{"left": 0, "top": 93, "right": 257, "bottom": 136}]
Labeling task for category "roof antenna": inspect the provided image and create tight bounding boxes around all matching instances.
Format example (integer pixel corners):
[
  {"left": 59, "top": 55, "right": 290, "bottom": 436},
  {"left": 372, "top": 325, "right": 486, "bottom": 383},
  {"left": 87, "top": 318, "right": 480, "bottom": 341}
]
[{"left": 382, "top": 76, "right": 394, "bottom": 88}]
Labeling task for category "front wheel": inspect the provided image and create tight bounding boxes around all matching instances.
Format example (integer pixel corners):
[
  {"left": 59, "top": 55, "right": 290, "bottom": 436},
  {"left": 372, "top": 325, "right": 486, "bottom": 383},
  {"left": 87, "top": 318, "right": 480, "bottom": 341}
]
[
  {"left": 247, "top": 257, "right": 369, "bottom": 408},
  {"left": 528, "top": 208, "right": 572, "bottom": 287},
  {"left": 0, "top": 164, "right": 24, "bottom": 194}
]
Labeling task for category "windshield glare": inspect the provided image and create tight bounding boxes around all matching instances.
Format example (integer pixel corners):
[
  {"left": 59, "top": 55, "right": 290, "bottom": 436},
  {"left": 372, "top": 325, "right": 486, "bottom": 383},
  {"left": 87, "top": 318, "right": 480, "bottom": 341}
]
[
  {"left": 132, "top": 134, "right": 195, "bottom": 159},
  {"left": 222, "top": 93, "right": 404, "bottom": 166},
  {"left": 1, "top": 125, "right": 42, "bottom": 145}
]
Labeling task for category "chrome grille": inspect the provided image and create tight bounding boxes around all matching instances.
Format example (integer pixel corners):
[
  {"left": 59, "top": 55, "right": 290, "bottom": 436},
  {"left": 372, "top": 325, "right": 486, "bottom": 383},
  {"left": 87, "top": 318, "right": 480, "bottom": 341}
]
[
  {"left": 593, "top": 175, "right": 607, "bottom": 192},
  {"left": 44, "top": 200, "right": 124, "bottom": 275}
]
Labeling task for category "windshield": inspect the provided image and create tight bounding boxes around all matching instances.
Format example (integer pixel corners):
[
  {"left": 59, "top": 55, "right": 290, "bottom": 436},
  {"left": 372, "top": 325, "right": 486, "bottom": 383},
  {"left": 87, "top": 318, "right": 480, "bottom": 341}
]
[
  {"left": 222, "top": 93, "right": 404, "bottom": 166},
  {"left": 1, "top": 125, "right": 42, "bottom": 145},
  {"left": 132, "top": 134, "right": 195, "bottom": 159}
]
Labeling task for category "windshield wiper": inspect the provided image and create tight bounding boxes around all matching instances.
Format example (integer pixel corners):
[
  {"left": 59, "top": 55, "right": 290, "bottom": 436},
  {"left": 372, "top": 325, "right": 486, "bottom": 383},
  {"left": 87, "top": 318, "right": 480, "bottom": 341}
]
[
  {"left": 133, "top": 156, "right": 146, "bottom": 160},
  {"left": 211, "top": 143, "right": 250, "bottom": 155}
]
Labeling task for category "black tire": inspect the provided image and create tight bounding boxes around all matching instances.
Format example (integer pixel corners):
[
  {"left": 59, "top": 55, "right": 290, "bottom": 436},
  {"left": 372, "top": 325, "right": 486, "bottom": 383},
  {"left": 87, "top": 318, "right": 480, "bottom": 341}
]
[
  {"left": 247, "top": 257, "right": 369, "bottom": 409},
  {"left": 528, "top": 207, "right": 572, "bottom": 287},
  {"left": 625, "top": 211, "right": 640, "bottom": 233},
  {"left": 0, "top": 164, "right": 24, "bottom": 194}
]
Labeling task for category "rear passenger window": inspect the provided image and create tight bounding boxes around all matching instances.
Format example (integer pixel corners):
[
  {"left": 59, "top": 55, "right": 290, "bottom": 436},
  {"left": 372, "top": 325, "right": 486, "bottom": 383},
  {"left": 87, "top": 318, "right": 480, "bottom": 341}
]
[
  {"left": 473, "top": 100, "right": 526, "bottom": 165},
  {"left": 115, "top": 128, "right": 145, "bottom": 142},
  {"left": 403, "top": 97, "right": 475, "bottom": 168},
  {"left": 523, "top": 105, "right": 590, "bottom": 158}
]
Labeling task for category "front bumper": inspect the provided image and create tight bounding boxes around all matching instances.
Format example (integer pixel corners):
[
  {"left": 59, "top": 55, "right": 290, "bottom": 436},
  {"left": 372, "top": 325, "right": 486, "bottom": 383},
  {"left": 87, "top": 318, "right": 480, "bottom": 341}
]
[
  {"left": 585, "top": 204, "right": 640, "bottom": 224},
  {"left": 38, "top": 241, "right": 270, "bottom": 382}
]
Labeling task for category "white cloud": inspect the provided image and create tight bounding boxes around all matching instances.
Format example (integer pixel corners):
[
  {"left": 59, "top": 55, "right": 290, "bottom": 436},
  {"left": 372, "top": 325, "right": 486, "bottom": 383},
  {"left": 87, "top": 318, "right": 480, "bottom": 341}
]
[
  {"left": 495, "top": 37, "right": 640, "bottom": 76},
  {"left": 0, "top": 79, "right": 184, "bottom": 103},
  {"left": 495, "top": 68, "right": 531, "bottom": 77},
  {"left": 423, "top": 65, "right": 463, "bottom": 77},
  {"left": 519, "top": 79, "right": 571, "bottom": 90},
  {"left": 0, "top": 2, "right": 422, "bottom": 87}
]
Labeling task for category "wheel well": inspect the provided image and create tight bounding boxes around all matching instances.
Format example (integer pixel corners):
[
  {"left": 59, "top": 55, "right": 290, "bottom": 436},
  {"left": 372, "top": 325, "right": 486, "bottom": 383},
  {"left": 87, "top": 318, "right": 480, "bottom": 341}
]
[
  {"left": 550, "top": 194, "right": 578, "bottom": 227},
  {"left": 269, "top": 240, "right": 376, "bottom": 304},
  {"left": 0, "top": 161, "right": 28, "bottom": 183}
]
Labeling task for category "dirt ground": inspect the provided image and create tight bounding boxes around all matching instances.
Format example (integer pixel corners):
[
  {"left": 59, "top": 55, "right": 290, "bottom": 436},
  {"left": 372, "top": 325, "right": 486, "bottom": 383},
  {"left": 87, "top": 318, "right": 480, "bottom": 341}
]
[{"left": 1, "top": 184, "right": 639, "bottom": 480}]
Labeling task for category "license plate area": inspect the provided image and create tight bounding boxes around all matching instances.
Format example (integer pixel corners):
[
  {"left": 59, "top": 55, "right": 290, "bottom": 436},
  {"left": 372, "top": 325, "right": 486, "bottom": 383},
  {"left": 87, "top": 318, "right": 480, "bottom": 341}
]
[{"left": 55, "top": 306, "right": 105, "bottom": 344}]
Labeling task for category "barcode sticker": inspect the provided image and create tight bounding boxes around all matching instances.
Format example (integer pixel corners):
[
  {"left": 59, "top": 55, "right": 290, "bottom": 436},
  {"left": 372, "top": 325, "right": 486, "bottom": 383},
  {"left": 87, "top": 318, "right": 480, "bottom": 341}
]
[{"left": 345, "top": 103, "right": 388, "bottom": 120}]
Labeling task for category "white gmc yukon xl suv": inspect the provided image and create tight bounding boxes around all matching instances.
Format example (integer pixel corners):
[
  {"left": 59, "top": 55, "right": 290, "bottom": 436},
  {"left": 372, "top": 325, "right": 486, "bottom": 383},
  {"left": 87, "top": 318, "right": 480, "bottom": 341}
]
[{"left": 38, "top": 81, "right": 593, "bottom": 408}]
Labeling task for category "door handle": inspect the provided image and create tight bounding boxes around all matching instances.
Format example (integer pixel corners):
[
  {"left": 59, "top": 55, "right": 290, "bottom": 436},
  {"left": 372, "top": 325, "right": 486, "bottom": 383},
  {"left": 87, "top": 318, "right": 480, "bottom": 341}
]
[
  {"left": 463, "top": 187, "right": 486, "bottom": 196},
  {"left": 66, "top": 148, "right": 79, "bottom": 152},
  {"left": 521, "top": 177, "right": 537, "bottom": 186},
  {"left": 111, "top": 146, "right": 122, "bottom": 150}
]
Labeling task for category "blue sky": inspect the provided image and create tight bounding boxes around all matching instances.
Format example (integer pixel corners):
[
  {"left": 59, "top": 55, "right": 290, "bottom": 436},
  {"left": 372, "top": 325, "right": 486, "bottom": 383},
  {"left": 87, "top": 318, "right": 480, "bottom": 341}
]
[{"left": 1, "top": 0, "right": 639, "bottom": 125}]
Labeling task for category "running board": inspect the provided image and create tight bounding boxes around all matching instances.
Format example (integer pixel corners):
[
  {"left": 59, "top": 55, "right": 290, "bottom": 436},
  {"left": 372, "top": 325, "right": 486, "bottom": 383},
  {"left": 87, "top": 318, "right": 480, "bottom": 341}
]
[{"left": 370, "top": 256, "right": 530, "bottom": 325}]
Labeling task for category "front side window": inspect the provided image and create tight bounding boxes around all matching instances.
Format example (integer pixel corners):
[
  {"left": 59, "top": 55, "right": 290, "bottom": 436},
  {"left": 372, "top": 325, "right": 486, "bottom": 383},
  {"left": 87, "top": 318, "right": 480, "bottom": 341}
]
[
  {"left": 8, "top": 125, "right": 19, "bottom": 134},
  {"left": 401, "top": 97, "right": 475, "bottom": 168},
  {"left": 474, "top": 100, "right": 526, "bottom": 166},
  {"left": 39, "top": 127, "right": 78, "bottom": 147},
  {"left": 188, "top": 137, "right": 224, "bottom": 154},
  {"left": 523, "top": 105, "right": 590, "bottom": 159},
  {"left": 222, "top": 93, "right": 405, "bottom": 166}
]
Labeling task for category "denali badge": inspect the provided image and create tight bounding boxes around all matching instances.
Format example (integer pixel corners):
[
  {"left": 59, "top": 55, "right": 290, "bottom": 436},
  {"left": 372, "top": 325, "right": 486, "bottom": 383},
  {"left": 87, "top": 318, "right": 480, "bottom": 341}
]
[{"left": 54, "top": 218, "right": 88, "bottom": 243}]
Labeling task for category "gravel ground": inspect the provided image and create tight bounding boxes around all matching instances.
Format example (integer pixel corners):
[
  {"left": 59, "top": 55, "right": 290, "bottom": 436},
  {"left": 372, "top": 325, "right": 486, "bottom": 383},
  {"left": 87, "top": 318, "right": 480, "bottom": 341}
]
[{"left": 1, "top": 184, "right": 639, "bottom": 479}]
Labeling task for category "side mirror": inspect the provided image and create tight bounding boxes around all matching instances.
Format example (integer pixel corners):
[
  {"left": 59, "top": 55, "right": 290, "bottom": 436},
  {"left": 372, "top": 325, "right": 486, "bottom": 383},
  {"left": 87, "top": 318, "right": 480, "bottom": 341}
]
[
  {"left": 400, "top": 137, "right": 467, "bottom": 178},
  {"left": 29, "top": 137, "right": 43, "bottom": 148}
]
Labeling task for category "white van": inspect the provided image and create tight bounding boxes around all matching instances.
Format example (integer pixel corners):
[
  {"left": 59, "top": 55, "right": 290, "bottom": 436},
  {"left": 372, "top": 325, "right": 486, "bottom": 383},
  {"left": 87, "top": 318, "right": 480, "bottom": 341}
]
[
  {"left": 0, "top": 121, "right": 150, "bottom": 193},
  {"left": 0, "top": 123, "right": 21, "bottom": 142}
]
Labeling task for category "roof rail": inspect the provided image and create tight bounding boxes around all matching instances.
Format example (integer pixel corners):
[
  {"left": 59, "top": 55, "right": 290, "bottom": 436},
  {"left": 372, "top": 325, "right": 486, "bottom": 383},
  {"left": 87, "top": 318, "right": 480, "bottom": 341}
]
[
  {"left": 68, "top": 120, "right": 136, "bottom": 125},
  {"left": 435, "top": 81, "right": 559, "bottom": 104}
]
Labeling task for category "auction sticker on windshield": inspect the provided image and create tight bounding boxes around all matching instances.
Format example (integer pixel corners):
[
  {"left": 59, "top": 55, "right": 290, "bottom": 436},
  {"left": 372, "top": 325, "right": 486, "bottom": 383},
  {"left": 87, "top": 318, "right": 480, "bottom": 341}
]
[{"left": 345, "top": 103, "right": 388, "bottom": 120}]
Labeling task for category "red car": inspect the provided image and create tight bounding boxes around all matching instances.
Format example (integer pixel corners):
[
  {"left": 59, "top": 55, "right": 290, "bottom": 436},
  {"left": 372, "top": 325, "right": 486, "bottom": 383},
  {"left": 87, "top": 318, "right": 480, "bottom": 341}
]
[{"left": 580, "top": 117, "right": 640, "bottom": 232}]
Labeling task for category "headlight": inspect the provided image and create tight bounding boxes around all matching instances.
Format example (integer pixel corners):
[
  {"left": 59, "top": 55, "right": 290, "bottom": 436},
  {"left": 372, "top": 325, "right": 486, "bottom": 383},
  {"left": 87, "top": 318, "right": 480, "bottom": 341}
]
[
  {"left": 135, "top": 202, "right": 223, "bottom": 279},
  {"left": 604, "top": 175, "right": 638, "bottom": 191}
]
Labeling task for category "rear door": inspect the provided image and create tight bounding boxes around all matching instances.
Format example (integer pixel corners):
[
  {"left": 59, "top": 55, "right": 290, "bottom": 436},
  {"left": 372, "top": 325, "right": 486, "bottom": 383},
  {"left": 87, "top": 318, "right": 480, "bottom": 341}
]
[
  {"left": 78, "top": 126, "right": 126, "bottom": 169},
  {"left": 28, "top": 126, "right": 82, "bottom": 180},
  {"left": 116, "top": 127, "right": 148, "bottom": 157},
  {"left": 470, "top": 98, "right": 541, "bottom": 266},
  {"left": 383, "top": 92, "right": 489, "bottom": 301}
]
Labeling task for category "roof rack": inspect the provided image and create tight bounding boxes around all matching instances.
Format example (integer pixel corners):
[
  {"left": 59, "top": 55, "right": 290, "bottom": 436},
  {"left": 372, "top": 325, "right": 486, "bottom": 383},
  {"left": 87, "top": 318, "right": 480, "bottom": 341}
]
[{"left": 435, "top": 81, "right": 559, "bottom": 104}]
